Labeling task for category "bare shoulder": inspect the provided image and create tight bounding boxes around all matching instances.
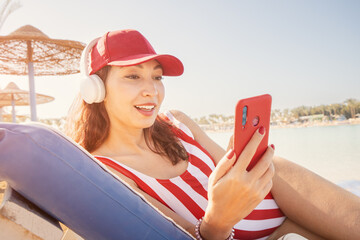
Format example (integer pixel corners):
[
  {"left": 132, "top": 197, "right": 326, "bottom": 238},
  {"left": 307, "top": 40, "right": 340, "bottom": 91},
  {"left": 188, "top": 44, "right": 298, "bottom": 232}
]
[
  {"left": 169, "top": 110, "right": 202, "bottom": 135},
  {"left": 169, "top": 110, "right": 192, "bottom": 123},
  {"left": 169, "top": 109, "right": 226, "bottom": 164}
]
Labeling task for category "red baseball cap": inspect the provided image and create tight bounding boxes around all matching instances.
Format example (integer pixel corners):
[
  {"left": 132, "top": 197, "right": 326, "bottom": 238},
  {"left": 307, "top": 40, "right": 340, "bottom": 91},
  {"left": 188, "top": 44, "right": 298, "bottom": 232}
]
[{"left": 89, "top": 29, "right": 184, "bottom": 76}]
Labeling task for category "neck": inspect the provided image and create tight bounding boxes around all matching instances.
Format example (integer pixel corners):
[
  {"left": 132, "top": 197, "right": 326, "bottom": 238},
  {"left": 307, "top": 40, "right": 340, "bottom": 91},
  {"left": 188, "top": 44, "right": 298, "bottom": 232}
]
[{"left": 99, "top": 122, "right": 149, "bottom": 157}]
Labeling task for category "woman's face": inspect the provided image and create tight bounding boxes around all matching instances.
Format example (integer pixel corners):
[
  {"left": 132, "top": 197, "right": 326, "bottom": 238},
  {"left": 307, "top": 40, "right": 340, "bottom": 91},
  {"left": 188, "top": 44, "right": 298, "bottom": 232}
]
[{"left": 104, "top": 59, "right": 165, "bottom": 130}]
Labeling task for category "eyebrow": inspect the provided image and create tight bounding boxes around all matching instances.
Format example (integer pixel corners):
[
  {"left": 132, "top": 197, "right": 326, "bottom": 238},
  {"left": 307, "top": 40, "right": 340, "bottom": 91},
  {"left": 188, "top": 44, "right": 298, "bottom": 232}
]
[{"left": 134, "top": 64, "right": 163, "bottom": 70}]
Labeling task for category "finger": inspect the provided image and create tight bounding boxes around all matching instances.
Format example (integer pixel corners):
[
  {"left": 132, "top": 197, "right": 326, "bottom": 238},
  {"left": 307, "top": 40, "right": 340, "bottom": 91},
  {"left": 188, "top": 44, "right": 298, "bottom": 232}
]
[
  {"left": 227, "top": 135, "right": 234, "bottom": 151},
  {"left": 234, "top": 126, "right": 265, "bottom": 171},
  {"left": 210, "top": 149, "right": 236, "bottom": 185},
  {"left": 249, "top": 145, "right": 274, "bottom": 179},
  {"left": 258, "top": 162, "right": 275, "bottom": 191},
  {"left": 260, "top": 179, "right": 273, "bottom": 199}
]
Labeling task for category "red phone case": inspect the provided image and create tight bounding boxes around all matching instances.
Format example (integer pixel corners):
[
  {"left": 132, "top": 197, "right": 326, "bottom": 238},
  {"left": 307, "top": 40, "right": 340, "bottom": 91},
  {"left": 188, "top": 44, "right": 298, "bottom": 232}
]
[{"left": 234, "top": 94, "right": 272, "bottom": 171}]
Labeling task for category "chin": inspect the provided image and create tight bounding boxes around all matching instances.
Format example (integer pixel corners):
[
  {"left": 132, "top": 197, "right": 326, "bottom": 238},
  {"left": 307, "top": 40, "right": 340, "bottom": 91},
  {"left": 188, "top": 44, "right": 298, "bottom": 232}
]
[{"left": 137, "top": 118, "right": 157, "bottom": 129}]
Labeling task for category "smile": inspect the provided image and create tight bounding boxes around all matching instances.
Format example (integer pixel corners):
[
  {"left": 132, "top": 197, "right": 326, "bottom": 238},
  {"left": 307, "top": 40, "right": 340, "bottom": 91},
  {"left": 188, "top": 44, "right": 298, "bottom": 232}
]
[{"left": 135, "top": 104, "right": 156, "bottom": 111}]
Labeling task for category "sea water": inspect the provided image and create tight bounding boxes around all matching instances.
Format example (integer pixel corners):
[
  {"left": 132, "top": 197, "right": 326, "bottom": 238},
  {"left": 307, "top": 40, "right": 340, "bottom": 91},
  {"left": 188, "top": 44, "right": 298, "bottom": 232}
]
[{"left": 206, "top": 124, "right": 360, "bottom": 196}]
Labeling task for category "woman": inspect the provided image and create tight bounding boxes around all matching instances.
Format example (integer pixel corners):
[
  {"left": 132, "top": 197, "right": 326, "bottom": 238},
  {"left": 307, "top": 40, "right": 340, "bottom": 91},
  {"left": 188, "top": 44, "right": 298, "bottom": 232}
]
[{"left": 66, "top": 29, "right": 360, "bottom": 239}]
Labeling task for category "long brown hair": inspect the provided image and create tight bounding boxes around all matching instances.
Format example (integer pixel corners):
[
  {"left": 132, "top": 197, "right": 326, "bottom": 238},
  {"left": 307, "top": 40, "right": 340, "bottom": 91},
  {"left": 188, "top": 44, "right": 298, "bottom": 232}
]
[{"left": 65, "top": 66, "right": 188, "bottom": 165}]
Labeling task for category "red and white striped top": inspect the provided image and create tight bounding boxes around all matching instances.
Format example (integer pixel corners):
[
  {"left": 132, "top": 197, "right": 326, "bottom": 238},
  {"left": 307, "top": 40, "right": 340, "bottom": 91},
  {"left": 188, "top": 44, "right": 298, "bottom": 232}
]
[{"left": 95, "top": 111, "right": 285, "bottom": 240}]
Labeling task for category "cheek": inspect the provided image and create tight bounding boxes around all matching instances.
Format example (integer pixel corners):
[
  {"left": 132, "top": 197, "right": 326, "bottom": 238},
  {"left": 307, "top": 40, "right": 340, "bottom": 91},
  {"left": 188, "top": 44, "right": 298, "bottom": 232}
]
[
  {"left": 105, "top": 80, "right": 132, "bottom": 102},
  {"left": 157, "top": 82, "right": 165, "bottom": 102},
  {"left": 104, "top": 86, "right": 127, "bottom": 113},
  {"left": 104, "top": 87, "right": 119, "bottom": 104}
]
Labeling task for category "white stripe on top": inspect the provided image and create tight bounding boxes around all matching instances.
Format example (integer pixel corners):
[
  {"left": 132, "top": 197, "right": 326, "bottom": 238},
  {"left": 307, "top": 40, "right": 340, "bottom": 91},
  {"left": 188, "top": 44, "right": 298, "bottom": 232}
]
[
  {"left": 163, "top": 111, "right": 194, "bottom": 139},
  {"left": 187, "top": 162, "right": 209, "bottom": 191},
  {"left": 254, "top": 199, "right": 282, "bottom": 210},
  {"left": 234, "top": 216, "right": 286, "bottom": 231},
  {"left": 169, "top": 176, "right": 208, "bottom": 212},
  {"left": 180, "top": 140, "right": 215, "bottom": 171}
]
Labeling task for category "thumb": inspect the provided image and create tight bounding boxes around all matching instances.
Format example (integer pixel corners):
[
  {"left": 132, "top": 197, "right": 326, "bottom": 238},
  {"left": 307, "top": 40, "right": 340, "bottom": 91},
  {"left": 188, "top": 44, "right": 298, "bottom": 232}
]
[{"left": 210, "top": 149, "right": 236, "bottom": 185}]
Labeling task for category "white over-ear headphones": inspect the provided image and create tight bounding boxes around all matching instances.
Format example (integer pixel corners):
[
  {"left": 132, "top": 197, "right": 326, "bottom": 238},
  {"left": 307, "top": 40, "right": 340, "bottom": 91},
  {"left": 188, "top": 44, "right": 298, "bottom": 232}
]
[{"left": 79, "top": 37, "right": 106, "bottom": 104}]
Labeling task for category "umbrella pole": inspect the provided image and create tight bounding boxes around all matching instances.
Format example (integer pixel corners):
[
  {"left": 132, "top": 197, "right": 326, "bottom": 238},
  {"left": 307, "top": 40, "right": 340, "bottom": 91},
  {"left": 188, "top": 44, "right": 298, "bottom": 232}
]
[
  {"left": 28, "top": 61, "right": 37, "bottom": 122},
  {"left": 27, "top": 41, "right": 37, "bottom": 122},
  {"left": 11, "top": 95, "right": 16, "bottom": 123}
]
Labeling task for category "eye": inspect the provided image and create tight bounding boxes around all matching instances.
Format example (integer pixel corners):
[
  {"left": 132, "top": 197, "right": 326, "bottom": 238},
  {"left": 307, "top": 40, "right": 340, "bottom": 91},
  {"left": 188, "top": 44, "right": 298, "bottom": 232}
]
[
  {"left": 154, "top": 75, "right": 164, "bottom": 81},
  {"left": 125, "top": 74, "right": 140, "bottom": 79}
]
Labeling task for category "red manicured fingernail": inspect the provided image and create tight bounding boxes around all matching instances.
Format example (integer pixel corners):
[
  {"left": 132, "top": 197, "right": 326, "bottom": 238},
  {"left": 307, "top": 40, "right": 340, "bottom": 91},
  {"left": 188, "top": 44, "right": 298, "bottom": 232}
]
[
  {"left": 270, "top": 144, "right": 275, "bottom": 150},
  {"left": 259, "top": 126, "right": 265, "bottom": 135},
  {"left": 227, "top": 149, "right": 235, "bottom": 159}
]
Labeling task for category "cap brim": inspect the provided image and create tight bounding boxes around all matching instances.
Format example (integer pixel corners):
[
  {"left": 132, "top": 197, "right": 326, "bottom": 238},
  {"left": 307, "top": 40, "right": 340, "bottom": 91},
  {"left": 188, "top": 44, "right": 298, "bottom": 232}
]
[{"left": 107, "top": 54, "right": 184, "bottom": 76}]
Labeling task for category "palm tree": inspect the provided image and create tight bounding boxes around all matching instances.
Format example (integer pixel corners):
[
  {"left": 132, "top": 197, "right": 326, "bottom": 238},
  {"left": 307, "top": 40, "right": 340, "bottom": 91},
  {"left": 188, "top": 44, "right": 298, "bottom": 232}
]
[
  {"left": 344, "top": 98, "right": 358, "bottom": 119},
  {"left": 198, "top": 116, "right": 210, "bottom": 125}
]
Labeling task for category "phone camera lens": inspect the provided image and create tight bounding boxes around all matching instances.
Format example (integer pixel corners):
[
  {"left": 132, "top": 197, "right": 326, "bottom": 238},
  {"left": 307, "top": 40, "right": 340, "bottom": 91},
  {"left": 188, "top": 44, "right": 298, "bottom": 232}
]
[
  {"left": 242, "top": 106, "right": 248, "bottom": 126},
  {"left": 252, "top": 116, "right": 259, "bottom": 126}
]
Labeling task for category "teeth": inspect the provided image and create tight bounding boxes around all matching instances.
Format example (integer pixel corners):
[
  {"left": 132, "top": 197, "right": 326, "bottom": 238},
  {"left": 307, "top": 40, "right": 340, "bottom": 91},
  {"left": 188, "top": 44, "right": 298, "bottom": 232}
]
[{"left": 136, "top": 105, "right": 155, "bottom": 110}]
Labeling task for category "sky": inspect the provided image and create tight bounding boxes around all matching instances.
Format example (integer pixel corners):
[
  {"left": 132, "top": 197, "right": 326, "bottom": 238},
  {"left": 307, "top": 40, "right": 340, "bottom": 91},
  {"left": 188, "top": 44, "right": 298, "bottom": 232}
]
[{"left": 0, "top": 0, "right": 359, "bottom": 119}]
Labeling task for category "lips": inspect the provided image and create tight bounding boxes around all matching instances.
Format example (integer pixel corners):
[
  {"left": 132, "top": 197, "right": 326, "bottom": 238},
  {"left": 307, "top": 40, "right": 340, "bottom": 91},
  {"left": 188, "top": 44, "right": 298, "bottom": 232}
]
[
  {"left": 134, "top": 103, "right": 157, "bottom": 116},
  {"left": 135, "top": 103, "right": 156, "bottom": 111}
]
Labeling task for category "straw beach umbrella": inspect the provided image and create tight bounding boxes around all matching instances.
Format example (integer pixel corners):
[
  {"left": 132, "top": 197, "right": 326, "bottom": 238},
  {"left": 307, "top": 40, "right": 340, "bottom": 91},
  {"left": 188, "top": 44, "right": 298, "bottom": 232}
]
[
  {"left": 0, "top": 81, "right": 54, "bottom": 122},
  {"left": 0, "top": 25, "right": 85, "bottom": 121},
  {"left": 1, "top": 111, "right": 27, "bottom": 122}
]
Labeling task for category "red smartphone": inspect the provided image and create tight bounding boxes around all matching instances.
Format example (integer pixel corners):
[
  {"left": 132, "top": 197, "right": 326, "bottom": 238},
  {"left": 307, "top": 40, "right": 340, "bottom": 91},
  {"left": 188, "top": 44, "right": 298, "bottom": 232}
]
[{"left": 234, "top": 94, "right": 272, "bottom": 171}]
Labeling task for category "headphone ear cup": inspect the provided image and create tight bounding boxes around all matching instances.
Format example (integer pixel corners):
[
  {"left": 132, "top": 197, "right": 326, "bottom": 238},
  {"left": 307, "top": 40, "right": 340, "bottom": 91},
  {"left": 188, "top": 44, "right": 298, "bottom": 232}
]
[
  {"left": 80, "top": 74, "right": 105, "bottom": 104},
  {"left": 79, "top": 37, "right": 104, "bottom": 104},
  {"left": 91, "top": 74, "right": 106, "bottom": 103}
]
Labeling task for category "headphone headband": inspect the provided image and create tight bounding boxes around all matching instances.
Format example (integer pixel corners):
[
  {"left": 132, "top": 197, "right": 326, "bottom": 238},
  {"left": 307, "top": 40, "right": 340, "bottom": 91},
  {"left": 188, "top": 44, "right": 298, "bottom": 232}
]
[{"left": 80, "top": 37, "right": 101, "bottom": 77}]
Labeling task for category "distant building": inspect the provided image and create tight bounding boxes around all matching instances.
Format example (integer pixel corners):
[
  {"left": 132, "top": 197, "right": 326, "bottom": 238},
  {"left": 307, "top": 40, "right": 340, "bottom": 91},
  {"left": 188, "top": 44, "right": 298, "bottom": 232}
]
[
  {"left": 336, "top": 115, "right": 346, "bottom": 121},
  {"left": 299, "top": 114, "right": 325, "bottom": 123}
]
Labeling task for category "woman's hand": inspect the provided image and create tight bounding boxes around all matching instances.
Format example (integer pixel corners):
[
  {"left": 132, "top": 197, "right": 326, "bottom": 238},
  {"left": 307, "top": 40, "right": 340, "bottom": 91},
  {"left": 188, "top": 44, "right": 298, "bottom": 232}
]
[{"left": 200, "top": 127, "right": 275, "bottom": 240}]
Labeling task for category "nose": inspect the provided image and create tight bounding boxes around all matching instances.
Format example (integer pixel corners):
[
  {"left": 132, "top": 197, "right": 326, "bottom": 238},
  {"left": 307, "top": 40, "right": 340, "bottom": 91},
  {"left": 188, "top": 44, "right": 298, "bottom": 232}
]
[{"left": 142, "top": 79, "right": 158, "bottom": 97}]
